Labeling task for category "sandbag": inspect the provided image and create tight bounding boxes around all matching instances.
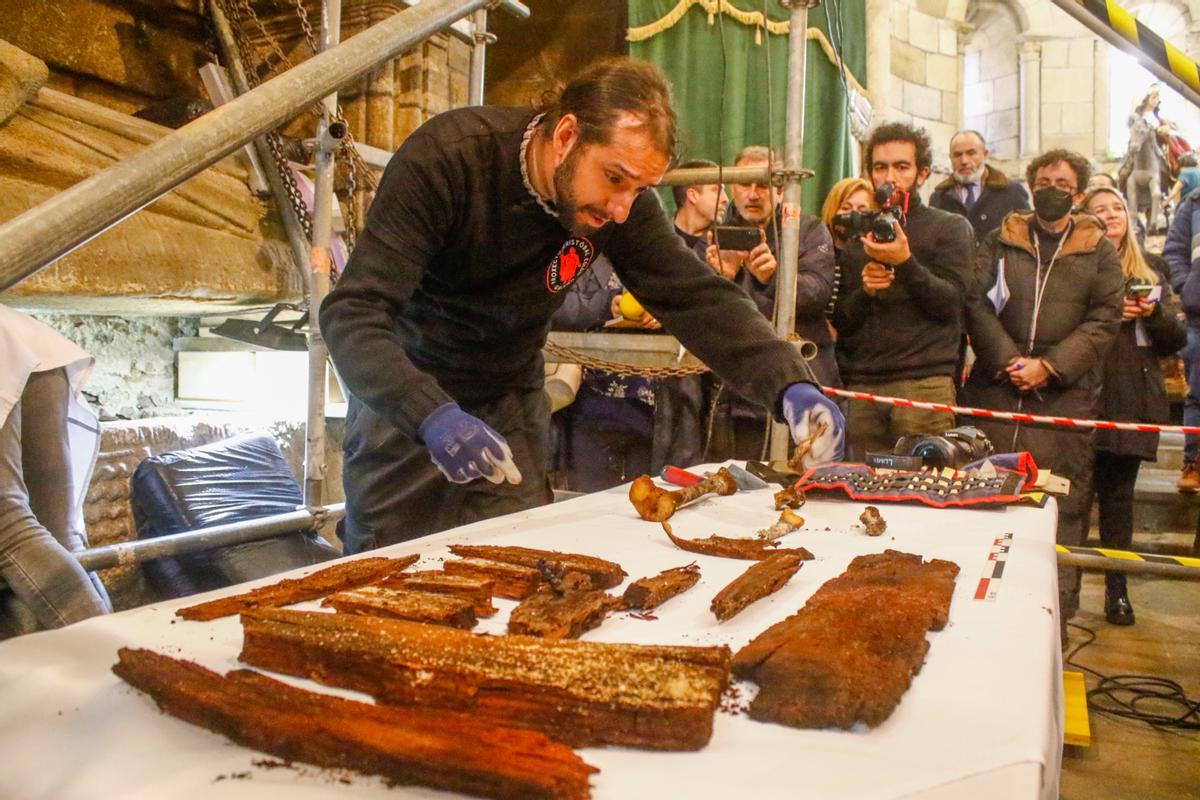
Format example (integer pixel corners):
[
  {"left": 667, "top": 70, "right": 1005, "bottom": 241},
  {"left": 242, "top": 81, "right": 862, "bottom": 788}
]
[{"left": 131, "top": 433, "right": 336, "bottom": 600}]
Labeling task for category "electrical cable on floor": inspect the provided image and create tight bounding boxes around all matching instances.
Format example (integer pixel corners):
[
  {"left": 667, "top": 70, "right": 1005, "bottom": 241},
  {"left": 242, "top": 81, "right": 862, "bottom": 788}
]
[{"left": 1066, "top": 621, "right": 1200, "bottom": 731}]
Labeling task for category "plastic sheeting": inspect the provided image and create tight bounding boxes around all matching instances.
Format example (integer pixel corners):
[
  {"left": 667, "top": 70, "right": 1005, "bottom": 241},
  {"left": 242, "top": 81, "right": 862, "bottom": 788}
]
[{"left": 130, "top": 433, "right": 335, "bottom": 599}]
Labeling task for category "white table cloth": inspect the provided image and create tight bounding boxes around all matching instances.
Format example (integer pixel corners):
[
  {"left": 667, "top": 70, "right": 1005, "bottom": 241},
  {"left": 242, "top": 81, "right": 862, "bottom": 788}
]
[{"left": 0, "top": 468, "right": 1064, "bottom": 800}]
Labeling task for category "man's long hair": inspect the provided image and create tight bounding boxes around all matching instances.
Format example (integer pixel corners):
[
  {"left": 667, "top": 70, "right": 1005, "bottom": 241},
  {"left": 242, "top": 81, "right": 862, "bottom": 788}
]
[{"left": 538, "top": 57, "right": 678, "bottom": 159}]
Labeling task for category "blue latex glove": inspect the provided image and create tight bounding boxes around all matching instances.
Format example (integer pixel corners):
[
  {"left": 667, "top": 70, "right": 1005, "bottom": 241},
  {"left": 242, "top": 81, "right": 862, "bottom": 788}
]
[
  {"left": 781, "top": 382, "right": 845, "bottom": 465},
  {"left": 417, "top": 403, "right": 523, "bottom": 485}
]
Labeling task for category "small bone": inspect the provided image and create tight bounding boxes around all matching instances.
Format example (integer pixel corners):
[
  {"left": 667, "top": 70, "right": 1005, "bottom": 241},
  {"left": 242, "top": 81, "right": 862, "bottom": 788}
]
[
  {"left": 756, "top": 509, "right": 805, "bottom": 541},
  {"left": 860, "top": 506, "right": 887, "bottom": 536},
  {"left": 629, "top": 468, "right": 739, "bottom": 521}
]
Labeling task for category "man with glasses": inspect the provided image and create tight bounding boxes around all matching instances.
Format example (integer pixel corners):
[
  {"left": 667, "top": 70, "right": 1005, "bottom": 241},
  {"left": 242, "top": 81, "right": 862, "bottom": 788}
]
[
  {"left": 702, "top": 145, "right": 838, "bottom": 460},
  {"left": 965, "top": 148, "right": 1123, "bottom": 629},
  {"left": 832, "top": 122, "right": 975, "bottom": 459}
]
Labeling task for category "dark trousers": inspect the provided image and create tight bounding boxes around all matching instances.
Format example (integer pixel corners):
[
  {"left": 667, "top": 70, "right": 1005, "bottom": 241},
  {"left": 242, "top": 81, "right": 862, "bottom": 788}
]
[
  {"left": 1091, "top": 450, "right": 1142, "bottom": 594},
  {"left": 338, "top": 388, "right": 554, "bottom": 554}
]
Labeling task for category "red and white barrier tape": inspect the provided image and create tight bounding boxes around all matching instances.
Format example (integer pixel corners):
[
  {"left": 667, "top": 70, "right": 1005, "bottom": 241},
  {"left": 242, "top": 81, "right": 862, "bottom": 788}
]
[{"left": 823, "top": 387, "right": 1200, "bottom": 436}]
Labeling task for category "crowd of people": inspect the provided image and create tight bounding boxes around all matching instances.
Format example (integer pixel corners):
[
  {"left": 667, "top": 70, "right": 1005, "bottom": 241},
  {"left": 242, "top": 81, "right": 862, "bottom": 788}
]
[
  {"left": 8, "top": 57, "right": 1191, "bottom": 640},
  {"left": 548, "top": 116, "right": 1191, "bottom": 632}
]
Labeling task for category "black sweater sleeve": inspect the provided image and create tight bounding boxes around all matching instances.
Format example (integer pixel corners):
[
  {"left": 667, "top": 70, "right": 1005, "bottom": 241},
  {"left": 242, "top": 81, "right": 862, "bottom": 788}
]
[
  {"left": 894, "top": 213, "right": 975, "bottom": 321},
  {"left": 605, "top": 193, "right": 818, "bottom": 412},
  {"left": 318, "top": 132, "right": 458, "bottom": 436}
]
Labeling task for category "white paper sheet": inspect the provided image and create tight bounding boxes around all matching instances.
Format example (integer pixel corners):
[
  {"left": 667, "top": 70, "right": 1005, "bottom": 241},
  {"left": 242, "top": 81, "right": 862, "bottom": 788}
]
[{"left": 0, "top": 470, "right": 1063, "bottom": 800}]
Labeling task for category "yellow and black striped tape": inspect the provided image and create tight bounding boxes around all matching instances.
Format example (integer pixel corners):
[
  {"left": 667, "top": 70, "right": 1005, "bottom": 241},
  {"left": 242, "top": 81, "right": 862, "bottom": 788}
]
[
  {"left": 1082, "top": 0, "right": 1200, "bottom": 94},
  {"left": 1056, "top": 543, "right": 1200, "bottom": 569}
]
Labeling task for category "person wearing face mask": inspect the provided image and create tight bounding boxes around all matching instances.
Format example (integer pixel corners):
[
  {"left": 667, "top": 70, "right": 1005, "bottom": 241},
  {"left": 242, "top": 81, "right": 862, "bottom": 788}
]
[
  {"left": 965, "top": 149, "right": 1124, "bottom": 630},
  {"left": 832, "top": 122, "right": 976, "bottom": 459},
  {"left": 320, "top": 58, "right": 845, "bottom": 552},
  {"left": 929, "top": 130, "right": 1029, "bottom": 240},
  {"left": 1080, "top": 187, "right": 1184, "bottom": 626}
]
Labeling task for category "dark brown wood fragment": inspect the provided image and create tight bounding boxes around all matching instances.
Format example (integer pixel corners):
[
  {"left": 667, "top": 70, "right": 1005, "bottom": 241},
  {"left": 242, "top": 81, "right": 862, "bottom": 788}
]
[
  {"left": 447, "top": 544, "right": 627, "bottom": 590},
  {"left": 112, "top": 648, "right": 596, "bottom": 800},
  {"left": 239, "top": 609, "right": 730, "bottom": 751},
  {"left": 731, "top": 550, "right": 959, "bottom": 730},
  {"left": 443, "top": 557, "right": 542, "bottom": 599},
  {"left": 176, "top": 555, "right": 420, "bottom": 621},
  {"left": 622, "top": 564, "right": 701, "bottom": 611},
  {"left": 323, "top": 586, "right": 477, "bottom": 629},
  {"left": 710, "top": 553, "right": 803, "bottom": 622},
  {"left": 507, "top": 586, "right": 621, "bottom": 639},
  {"left": 662, "top": 521, "right": 814, "bottom": 561},
  {"left": 375, "top": 570, "right": 497, "bottom": 616}
]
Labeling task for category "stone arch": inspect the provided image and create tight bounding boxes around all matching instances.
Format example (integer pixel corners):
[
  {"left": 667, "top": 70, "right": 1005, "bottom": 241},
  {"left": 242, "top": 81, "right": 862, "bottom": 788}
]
[{"left": 963, "top": 1, "right": 1027, "bottom": 161}]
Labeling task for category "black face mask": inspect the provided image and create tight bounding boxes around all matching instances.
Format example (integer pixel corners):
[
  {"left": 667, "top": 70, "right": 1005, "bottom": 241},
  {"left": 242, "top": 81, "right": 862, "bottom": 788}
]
[{"left": 1032, "top": 187, "right": 1074, "bottom": 222}]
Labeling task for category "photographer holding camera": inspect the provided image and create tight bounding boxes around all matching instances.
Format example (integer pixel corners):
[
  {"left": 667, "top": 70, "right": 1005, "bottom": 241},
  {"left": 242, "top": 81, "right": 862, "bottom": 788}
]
[
  {"left": 702, "top": 145, "right": 839, "bottom": 460},
  {"left": 832, "top": 122, "right": 976, "bottom": 459}
]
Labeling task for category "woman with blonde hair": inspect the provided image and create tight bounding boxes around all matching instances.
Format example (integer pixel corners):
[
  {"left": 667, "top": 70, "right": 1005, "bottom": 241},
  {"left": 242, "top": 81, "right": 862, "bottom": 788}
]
[
  {"left": 1081, "top": 186, "right": 1186, "bottom": 625},
  {"left": 821, "top": 177, "right": 876, "bottom": 255}
]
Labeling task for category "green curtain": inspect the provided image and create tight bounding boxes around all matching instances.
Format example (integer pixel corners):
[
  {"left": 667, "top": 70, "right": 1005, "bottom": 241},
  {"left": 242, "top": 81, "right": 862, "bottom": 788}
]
[{"left": 628, "top": 0, "right": 866, "bottom": 215}]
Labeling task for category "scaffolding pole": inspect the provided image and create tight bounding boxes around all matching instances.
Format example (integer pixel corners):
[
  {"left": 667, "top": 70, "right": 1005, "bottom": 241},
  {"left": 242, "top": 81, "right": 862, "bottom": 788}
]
[
  {"left": 0, "top": 0, "right": 497, "bottom": 291},
  {"left": 304, "top": 0, "right": 342, "bottom": 508},
  {"left": 768, "top": 0, "right": 817, "bottom": 462},
  {"left": 74, "top": 505, "right": 346, "bottom": 573}
]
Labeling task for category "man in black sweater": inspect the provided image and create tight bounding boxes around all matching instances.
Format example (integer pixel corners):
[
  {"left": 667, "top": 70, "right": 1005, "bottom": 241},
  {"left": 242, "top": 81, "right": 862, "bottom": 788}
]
[
  {"left": 833, "top": 122, "right": 975, "bottom": 459},
  {"left": 320, "top": 58, "right": 844, "bottom": 552}
]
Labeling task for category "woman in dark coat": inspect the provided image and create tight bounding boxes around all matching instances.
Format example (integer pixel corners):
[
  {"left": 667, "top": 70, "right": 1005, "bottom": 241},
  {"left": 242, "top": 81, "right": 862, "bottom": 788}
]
[{"left": 1081, "top": 187, "right": 1187, "bottom": 625}]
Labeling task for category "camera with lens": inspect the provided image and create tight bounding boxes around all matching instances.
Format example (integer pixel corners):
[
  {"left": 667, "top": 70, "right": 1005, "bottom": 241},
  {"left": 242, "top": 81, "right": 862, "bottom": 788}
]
[
  {"left": 831, "top": 182, "right": 908, "bottom": 244},
  {"left": 866, "top": 426, "right": 995, "bottom": 471}
]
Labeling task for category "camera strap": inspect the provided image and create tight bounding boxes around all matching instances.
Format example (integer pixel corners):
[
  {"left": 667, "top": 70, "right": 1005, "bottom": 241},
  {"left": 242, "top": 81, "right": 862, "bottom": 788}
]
[{"left": 1025, "top": 221, "right": 1070, "bottom": 353}]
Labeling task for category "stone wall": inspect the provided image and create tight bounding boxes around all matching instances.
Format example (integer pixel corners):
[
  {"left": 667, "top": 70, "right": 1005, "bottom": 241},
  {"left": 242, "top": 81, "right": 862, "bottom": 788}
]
[
  {"left": 963, "top": 3, "right": 1020, "bottom": 161},
  {"left": 30, "top": 313, "right": 196, "bottom": 420},
  {"left": 869, "top": 0, "right": 1200, "bottom": 186},
  {"left": 888, "top": 0, "right": 968, "bottom": 174}
]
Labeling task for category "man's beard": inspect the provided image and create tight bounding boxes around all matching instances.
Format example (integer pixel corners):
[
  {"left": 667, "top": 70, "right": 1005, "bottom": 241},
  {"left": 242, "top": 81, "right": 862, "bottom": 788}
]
[
  {"left": 737, "top": 201, "right": 771, "bottom": 226},
  {"left": 553, "top": 146, "right": 608, "bottom": 237},
  {"left": 953, "top": 162, "right": 986, "bottom": 185}
]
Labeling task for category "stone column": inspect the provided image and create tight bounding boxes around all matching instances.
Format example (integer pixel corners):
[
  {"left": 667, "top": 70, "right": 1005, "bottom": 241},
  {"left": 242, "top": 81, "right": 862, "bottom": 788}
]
[
  {"left": 865, "top": 0, "right": 891, "bottom": 125},
  {"left": 1018, "top": 39, "right": 1042, "bottom": 158}
]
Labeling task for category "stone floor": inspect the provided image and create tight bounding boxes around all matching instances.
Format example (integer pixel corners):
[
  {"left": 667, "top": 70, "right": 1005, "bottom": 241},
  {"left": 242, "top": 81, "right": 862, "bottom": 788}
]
[{"left": 1060, "top": 533, "right": 1200, "bottom": 800}]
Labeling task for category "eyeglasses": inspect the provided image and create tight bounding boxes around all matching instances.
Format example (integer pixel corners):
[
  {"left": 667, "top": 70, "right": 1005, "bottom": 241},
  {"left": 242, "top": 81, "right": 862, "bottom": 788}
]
[{"left": 1032, "top": 179, "right": 1077, "bottom": 192}]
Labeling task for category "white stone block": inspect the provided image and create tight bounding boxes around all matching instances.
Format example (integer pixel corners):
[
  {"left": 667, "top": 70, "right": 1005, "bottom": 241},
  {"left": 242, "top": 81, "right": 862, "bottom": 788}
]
[
  {"left": 992, "top": 136, "right": 1019, "bottom": 161},
  {"left": 1042, "top": 104, "right": 1062, "bottom": 135},
  {"left": 993, "top": 72, "right": 1019, "bottom": 111},
  {"left": 909, "top": 10, "right": 939, "bottom": 52},
  {"left": 892, "top": 40, "right": 927, "bottom": 84},
  {"left": 963, "top": 80, "right": 994, "bottom": 118},
  {"left": 945, "top": 0, "right": 969, "bottom": 21},
  {"left": 940, "top": 25, "right": 958, "bottom": 55},
  {"left": 891, "top": 4, "right": 909, "bottom": 43},
  {"left": 1041, "top": 40, "right": 1069, "bottom": 69},
  {"left": 1041, "top": 68, "right": 1092, "bottom": 104},
  {"left": 965, "top": 113, "right": 987, "bottom": 133},
  {"left": 963, "top": 51, "right": 981, "bottom": 85},
  {"left": 980, "top": 43, "right": 1017, "bottom": 82},
  {"left": 926, "top": 53, "right": 959, "bottom": 91},
  {"left": 904, "top": 80, "right": 944, "bottom": 120},
  {"left": 987, "top": 108, "right": 1019, "bottom": 142},
  {"left": 942, "top": 91, "right": 959, "bottom": 124},
  {"left": 1068, "top": 38, "right": 1094, "bottom": 68},
  {"left": 1060, "top": 102, "right": 1093, "bottom": 134}
]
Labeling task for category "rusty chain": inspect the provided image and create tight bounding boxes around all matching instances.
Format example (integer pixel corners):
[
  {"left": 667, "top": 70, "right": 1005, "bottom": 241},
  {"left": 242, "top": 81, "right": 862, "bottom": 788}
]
[
  {"left": 218, "top": 0, "right": 384, "bottom": 252},
  {"left": 542, "top": 340, "right": 710, "bottom": 379}
]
